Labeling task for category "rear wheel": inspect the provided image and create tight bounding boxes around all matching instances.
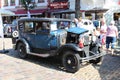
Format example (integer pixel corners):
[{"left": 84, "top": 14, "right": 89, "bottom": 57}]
[
  {"left": 62, "top": 51, "right": 80, "bottom": 73},
  {"left": 17, "top": 43, "right": 28, "bottom": 59}
]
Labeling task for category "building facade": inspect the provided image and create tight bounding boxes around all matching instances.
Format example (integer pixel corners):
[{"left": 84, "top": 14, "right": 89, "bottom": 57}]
[
  {"left": 0, "top": 0, "right": 48, "bottom": 16},
  {"left": 1, "top": 0, "right": 120, "bottom": 21}
]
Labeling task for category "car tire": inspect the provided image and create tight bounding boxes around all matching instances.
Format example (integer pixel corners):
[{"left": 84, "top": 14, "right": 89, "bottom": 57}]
[
  {"left": 62, "top": 51, "right": 80, "bottom": 73},
  {"left": 17, "top": 43, "right": 28, "bottom": 59},
  {"left": 89, "top": 47, "right": 103, "bottom": 64}
]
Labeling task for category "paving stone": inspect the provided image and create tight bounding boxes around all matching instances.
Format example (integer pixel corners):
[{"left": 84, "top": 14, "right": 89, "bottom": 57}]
[{"left": 0, "top": 38, "right": 120, "bottom": 80}]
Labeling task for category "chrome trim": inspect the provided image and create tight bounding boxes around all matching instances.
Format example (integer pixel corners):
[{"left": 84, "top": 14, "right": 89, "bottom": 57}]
[
  {"left": 80, "top": 52, "right": 106, "bottom": 62},
  {"left": 28, "top": 52, "right": 50, "bottom": 57}
]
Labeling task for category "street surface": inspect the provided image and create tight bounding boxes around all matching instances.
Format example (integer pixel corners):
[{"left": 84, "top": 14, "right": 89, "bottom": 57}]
[{"left": 0, "top": 38, "right": 120, "bottom": 80}]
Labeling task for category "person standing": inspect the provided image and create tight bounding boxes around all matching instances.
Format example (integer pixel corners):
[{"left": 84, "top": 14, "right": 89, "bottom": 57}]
[
  {"left": 77, "top": 18, "right": 82, "bottom": 27},
  {"left": 106, "top": 21, "right": 118, "bottom": 55},
  {"left": 73, "top": 18, "right": 82, "bottom": 27},
  {"left": 73, "top": 18, "right": 79, "bottom": 27},
  {"left": 100, "top": 21, "right": 107, "bottom": 49}
]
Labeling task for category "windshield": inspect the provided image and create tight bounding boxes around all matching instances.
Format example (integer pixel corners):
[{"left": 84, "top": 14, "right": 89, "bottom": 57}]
[{"left": 50, "top": 21, "right": 76, "bottom": 31}]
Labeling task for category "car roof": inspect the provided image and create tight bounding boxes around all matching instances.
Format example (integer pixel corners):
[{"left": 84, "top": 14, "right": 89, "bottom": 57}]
[
  {"left": 82, "top": 19, "right": 92, "bottom": 22},
  {"left": 18, "top": 18, "right": 72, "bottom": 22}
]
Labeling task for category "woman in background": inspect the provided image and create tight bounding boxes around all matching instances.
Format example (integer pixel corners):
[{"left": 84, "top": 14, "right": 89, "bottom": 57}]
[{"left": 106, "top": 21, "right": 118, "bottom": 55}]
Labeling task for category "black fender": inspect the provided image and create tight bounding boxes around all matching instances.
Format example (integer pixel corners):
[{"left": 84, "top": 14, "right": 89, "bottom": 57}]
[
  {"left": 57, "top": 43, "right": 82, "bottom": 55},
  {"left": 15, "top": 38, "right": 31, "bottom": 53}
]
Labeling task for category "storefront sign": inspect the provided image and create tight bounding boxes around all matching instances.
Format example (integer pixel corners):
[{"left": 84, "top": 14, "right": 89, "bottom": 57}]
[{"left": 49, "top": 2, "right": 69, "bottom": 9}]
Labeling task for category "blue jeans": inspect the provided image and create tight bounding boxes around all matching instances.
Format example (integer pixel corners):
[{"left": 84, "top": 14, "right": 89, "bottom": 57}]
[{"left": 106, "top": 36, "right": 116, "bottom": 49}]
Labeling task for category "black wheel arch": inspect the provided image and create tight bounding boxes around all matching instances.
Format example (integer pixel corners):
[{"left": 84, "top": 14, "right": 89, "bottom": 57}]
[
  {"left": 15, "top": 38, "right": 31, "bottom": 53},
  {"left": 57, "top": 43, "right": 82, "bottom": 56}
]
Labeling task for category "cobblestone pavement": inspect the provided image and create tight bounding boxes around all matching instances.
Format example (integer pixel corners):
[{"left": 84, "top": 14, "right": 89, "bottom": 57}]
[{"left": 0, "top": 38, "right": 120, "bottom": 80}]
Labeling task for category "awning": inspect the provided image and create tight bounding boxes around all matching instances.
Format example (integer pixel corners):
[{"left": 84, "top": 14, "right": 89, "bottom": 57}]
[
  {"left": 13, "top": 9, "right": 47, "bottom": 16},
  {"left": 0, "top": 9, "right": 15, "bottom": 16},
  {"left": 53, "top": 9, "right": 75, "bottom": 14},
  {"left": 48, "top": 9, "right": 85, "bottom": 14},
  {"left": 85, "top": 7, "right": 108, "bottom": 13},
  {"left": 47, "top": 9, "right": 74, "bottom": 14}
]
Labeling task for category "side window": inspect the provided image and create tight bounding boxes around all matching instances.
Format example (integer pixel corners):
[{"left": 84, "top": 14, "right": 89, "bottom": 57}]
[
  {"left": 89, "top": 22, "right": 92, "bottom": 25},
  {"left": 41, "top": 22, "right": 50, "bottom": 30},
  {"left": 58, "top": 21, "right": 70, "bottom": 29},
  {"left": 36, "top": 21, "right": 50, "bottom": 34},
  {"left": 18, "top": 21, "right": 24, "bottom": 32},
  {"left": 84, "top": 22, "right": 88, "bottom": 25},
  {"left": 51, "top": 21, "right": 57, "bottom": 31},
  {"left": 36, "top": 22, "right": 42, "bottom": 31},
  {"left": 24, "top": 22, "right": 34, "bottom": 33}
]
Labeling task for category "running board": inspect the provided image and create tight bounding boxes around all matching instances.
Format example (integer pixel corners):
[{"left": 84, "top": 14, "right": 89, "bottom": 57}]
[{"left": 28, "top": 52, "right": 50, "bottom": 57}]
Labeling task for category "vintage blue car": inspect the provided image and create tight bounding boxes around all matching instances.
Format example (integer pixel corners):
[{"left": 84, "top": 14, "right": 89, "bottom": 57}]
[{"left": 14, "top": 18, "right": 105, "bottom": 73}]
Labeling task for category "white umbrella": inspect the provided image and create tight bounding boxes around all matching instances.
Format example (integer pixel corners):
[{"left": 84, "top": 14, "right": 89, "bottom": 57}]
[{"left": 0, "top": 9, "right": 15, "bottom": 53}]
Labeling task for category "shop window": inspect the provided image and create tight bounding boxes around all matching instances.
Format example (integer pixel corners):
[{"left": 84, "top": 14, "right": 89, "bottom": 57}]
[
  {"left": 114, "top": 13, "right": 120, "bottom": 21},
  {"left": 10, "top": 0, "right": 15, "bottom": 6},
  {"left": 38, "top": 0, "right": 45, "bottom": 3},
  {"left": 4, "top": 0, "right": 8, "bottom": 6},
  {"left": 19, "top": 0, "right": 35, "bottom": 5}
]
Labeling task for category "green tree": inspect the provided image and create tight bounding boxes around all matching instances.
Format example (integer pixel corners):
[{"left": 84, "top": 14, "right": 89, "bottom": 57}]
[
  {"left": 21, "top": 0, "right": 36, "bottom": 17},
  {"left": 75, "top": 0, "right": 80, "bottom": 19}
]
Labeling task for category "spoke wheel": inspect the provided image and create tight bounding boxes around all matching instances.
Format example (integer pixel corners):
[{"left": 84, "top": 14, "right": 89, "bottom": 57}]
[
  {"left": 62, "top": 51, "right": 80, "bottom": 73},
  {"left": 17, "top": 43, "right": 27, "bottom": 59}
]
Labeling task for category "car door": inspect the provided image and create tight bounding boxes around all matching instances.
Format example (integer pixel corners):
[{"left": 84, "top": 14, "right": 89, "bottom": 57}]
[
  {"left": 21, "top": 21, "right": 36, "bottom": 48},
  {"left": 35, "top": 21, "right": 51, "bottom": 50}
]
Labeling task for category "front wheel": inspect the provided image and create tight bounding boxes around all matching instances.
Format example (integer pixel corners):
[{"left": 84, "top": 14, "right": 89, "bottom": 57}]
[
  {"left": 17, "top": 43, "right": 28, "bottom": 59},
  {"left": 62, "top": 51, "right": 80, "bottom": 73}
]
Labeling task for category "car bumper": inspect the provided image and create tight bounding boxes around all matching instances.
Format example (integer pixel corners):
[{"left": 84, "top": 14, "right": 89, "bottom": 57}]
[
  {"left": 80, "top": 52, "right": 106, "bottom": 62},
  {"left": 78, "top": 48, "right": 106, "bottom": 62}
]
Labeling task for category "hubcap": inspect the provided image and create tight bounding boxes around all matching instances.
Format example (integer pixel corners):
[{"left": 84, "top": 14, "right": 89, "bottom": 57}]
[
  {"left": 19, "top": 48, "right": 22, "bottom": 52},
  {"left": 67, "top": 59, "right": 72, "bottom": 64},
  {"left": 66, "top": 55, "right": 76, "bottom": 68},
  {"left": 19, "top": 46, "right": 25, "bottom": 56}
]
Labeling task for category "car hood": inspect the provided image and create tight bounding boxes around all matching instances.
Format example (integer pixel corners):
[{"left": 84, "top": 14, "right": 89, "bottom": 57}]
[{"left": 67, "top": 27, "right": 88, "bottom": 34}]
